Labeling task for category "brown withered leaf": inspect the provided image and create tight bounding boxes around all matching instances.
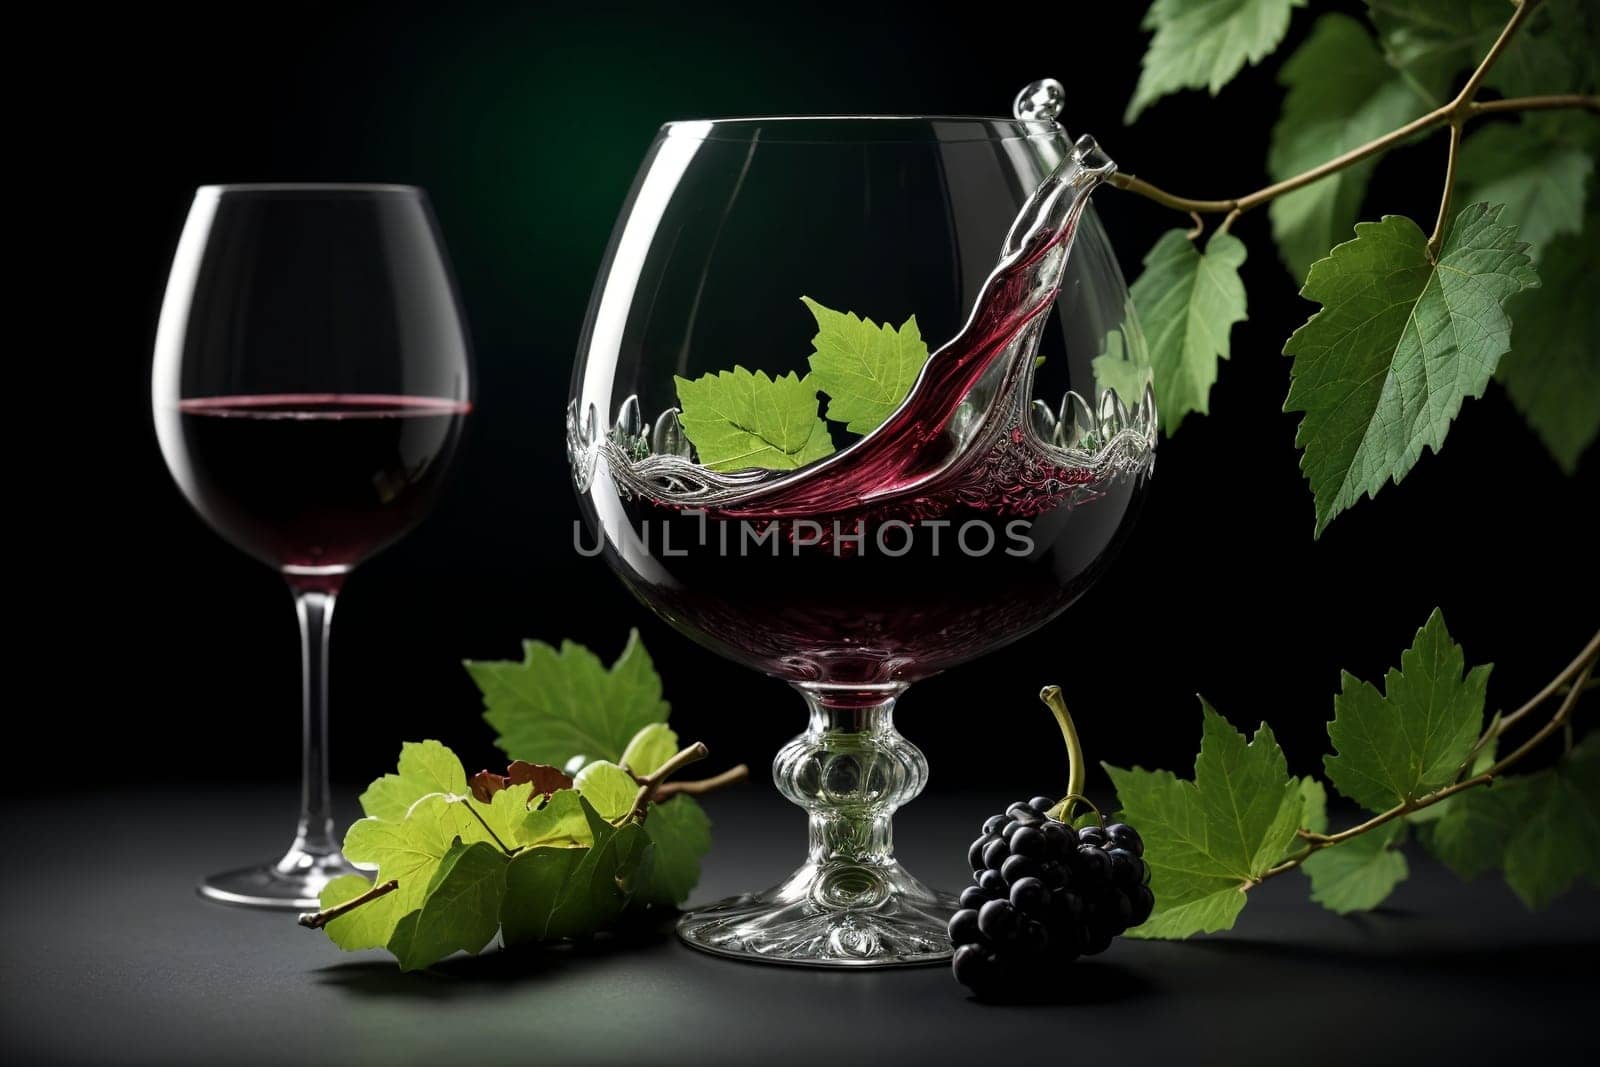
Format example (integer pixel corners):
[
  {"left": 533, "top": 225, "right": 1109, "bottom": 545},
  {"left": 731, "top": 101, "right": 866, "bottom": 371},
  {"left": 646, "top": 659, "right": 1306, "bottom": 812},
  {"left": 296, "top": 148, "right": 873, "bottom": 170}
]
[{"left": 470, "top": 761, "right": 575, "bottom": 803}]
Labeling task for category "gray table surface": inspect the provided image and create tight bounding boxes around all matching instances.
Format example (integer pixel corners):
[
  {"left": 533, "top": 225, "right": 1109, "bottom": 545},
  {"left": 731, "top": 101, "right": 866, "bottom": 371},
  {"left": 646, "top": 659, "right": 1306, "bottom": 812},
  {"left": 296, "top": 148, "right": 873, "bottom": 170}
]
[{"left": 2, "top": 785, "right": 1593, "bottom": 1065}]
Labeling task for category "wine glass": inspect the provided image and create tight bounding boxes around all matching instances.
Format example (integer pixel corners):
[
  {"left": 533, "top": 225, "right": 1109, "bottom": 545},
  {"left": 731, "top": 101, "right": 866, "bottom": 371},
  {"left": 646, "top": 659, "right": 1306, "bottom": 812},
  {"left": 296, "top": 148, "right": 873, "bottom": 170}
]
[
  {"left": 567, "top": 90, "right": 1155, "bottom": 966},
  {"left": 153, "top": 184, "right": 472, "bottom": 908}
]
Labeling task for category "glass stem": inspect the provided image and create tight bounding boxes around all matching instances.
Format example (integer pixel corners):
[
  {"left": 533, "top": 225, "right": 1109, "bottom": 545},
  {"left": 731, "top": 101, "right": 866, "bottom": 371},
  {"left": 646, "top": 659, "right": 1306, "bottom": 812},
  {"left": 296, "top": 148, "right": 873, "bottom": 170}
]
[
  {"left": 777, "top": 685, "right": 927, "bottom": 872},
  {"left": 286, "top": 582, "right": 339, "bottom": 863}
]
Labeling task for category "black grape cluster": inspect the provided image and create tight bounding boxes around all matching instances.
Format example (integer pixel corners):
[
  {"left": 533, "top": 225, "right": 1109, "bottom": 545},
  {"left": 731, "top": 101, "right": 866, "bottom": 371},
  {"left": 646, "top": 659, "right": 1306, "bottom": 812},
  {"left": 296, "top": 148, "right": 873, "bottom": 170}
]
[{"left": 949, "top": 797, "right": 1154, "bottom": 998}]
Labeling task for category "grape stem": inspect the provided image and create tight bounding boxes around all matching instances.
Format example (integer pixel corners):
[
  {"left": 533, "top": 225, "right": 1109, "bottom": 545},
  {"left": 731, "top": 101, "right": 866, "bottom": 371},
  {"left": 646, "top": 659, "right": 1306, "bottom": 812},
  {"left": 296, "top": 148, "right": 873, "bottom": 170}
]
[
  {"left": 1107, "top": 1, "right": 1598, "bottom": 238},
  {"left": 651, "top": 764, "right": 750, "bottom": 801},
  {"left": 297, "top": 879, "right": 398, "bottom": 930},
  {"left": 1253, "top": 633, "right": 1598, "bottom": 886},
  {"left": 620, "top": 742, "right": 711, "bottom": 824},
  {"left": 1040, "top": 686, "right": 1087, "bottom": 821}
]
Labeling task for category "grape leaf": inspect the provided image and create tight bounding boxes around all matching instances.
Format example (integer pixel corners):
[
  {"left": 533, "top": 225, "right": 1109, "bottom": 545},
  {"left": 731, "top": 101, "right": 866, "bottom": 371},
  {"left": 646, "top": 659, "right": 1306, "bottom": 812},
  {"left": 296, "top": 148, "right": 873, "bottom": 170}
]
[
  {"left": 1125, "top": 0, "right": 1305, "bottom": 122},
  {"left": 502, "top": 797, "right": 654, "bottom": 946},
  {"left": 801, "top": 296, "right": 929, "bottom": 434},
  {"left": 620, "top": 722, "right": 679, "bottom": 776},
  {"left": 1495, "top": 736, "right": 1600, "bottom": 909},
  {"left": 388, "top": 839, "right": 509, "bottom": 971},
  {"left": 1267, "top": 15, "right": 1428, "bottom": 281},
  {"left": 342, "top": 792, "right": 499, "bottom": 933},
  {"left": 1406, "top": 733, "right": 1497, "bottom": 825},
  {"left": 477, "top": 783, "right": 537, "bottom": 847},
  {"left": 1302, "top": 821, "right": 1410, "bottom": 914},
  {"left": 1370, "top": 0, "right": 1597, "bottom": 102},
  {"left": 1128, "top": 230, "right": 1248, "bottom": 434},
  {"left": 1415, "top": 779, "right": 1516, "bottom": 880},
  {"left": 545, "top": 799, "right": 654, "bottom": 940},
  {"left": 1297, "top": 776, "right": 1330, "bottom": 836},
  {"left": 1496, "top": 216, "right": 1600, "bottom": 473},
  {"left": 1457, "top": 123, "right": 1592, "bottom": 260},
  {"left": 319, "top": 875, "right": 405, "bottom": 953},
  {"left": 1090, "top": 328, "right": 1154, "bottom": 410},
  {"left": 499, "top": 846, "right": 587, "bottom": 946},
  {"left": 358, "top": 739, "right": 468, "bottom": 822},
  {"left": 1283, "top": 204, "right": 1539, "bottom": 534},
  {"left": 673, "top": 366, "right": 835, "bottom": 472},
  {"left": 1325, "top": 609, "right": 1491, "bottom": 814},
  {"left": 467, "top": 628, "right": 670, "bottom": 767},
  {"left": 1106, "top": 700, "right": 1302, "bottom": 939},
  {"left": 574, "top": 760, "right": 638, "bottom": 821},
  {"left": 521, "top": 789, "right": 592, "bottom": 848},
  {"left": 639, "top": 795, "right": 712, "bottom": 907},
  {"left": 1367, "top": 0, "right": 1532, "bottom": 101}
]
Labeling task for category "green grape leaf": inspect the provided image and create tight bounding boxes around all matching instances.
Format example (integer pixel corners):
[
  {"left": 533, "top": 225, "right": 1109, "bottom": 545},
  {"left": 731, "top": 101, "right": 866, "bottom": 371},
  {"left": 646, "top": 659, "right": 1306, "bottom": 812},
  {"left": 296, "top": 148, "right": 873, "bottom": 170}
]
[
  {"left": 1278, "top": 776, "right": 1328, "bottom": 865},
  {"left": 545, "top": 799, "right": 654, "bottom": 940},
  {"left": 318, "top": 875, "right": 405, "bottom": 953},
  {"left": 673, "top": 366, "right": 835, "bottom": 471},
  {"left": 1416, "top": 780, "right": 1516, "bottom": 880},
  {"left": 621, "top": 722, "right": 680, "bottom": 776},
  {"left": 1495, "top": 736, "right": 1600, "bottom": 909},
  {"left": 1302, "top": 821, "right": 1410, "bottom": 914},
  {"left": 1298, "top": 776, "right": 1330, "bottom": 836},
  {"left": 342, "top": 793, "right": 500, "bottom": 933},
  {"left": 801, "top": 296, "right": 929, "bottom": 434},
  {"left": 521, "top": 789, "right": 593, "bottom": 848},
  {"left": 574, "top": 760, "right": 638, "bottom": 821},
  {"left": 467, "top": 629, "right": 670, "bottom": 767},
  {"left": 1367, "top": 0, "right": 1595, "bottom": 102},
  {"left": 1128, "top": 230, "right": 1248, "bottom": 434},
  {"left": 1283, "top": 205, "right": 1539, "bottom": 534},
  {"left": 1090, "top": 328, "right": 1154, "bottom": 410},
  {"left": 1367, "top": 0, "right": 1532, "bottom": 101},
  {"left": 1106, "top": 700, "right": 1303, "bottom": 939},
  {"left": 1325, "top": 609, "right": 1491, "bottom": 813},
  {"left": 1458, "top": 123, "right": 1592, "bottom": 260},
  {"left": 358, "top": 739, "right": 468, "bottom": 822},
  {"left": 1497, "top": 215, "right": 1600, "bottom": 473},
  {"left": 639, "top": 795, "right": 713, "bottom": 907},
  {"left": 1407, "top": 733, "right": 1497, "bottom": 826},
  {"left": 1419, "top": 737, "right": 1599, "bottom": 903},
  {"left": 478, "top": 783, "right": 536, "bottom": 847},
  {"left": 1125, "top": 0, "right": 1305, "bottom": 121},
  {"left": 1268, "top": 15, "right": 1428, "bottom": 281},
  {"left": 387, "top": 839, "right": 509, "bottom": 972},
  {"left": 503, "top": 798, "right": 653, "bottom": 946},
  {"left": 499, "top": 846, "right": 587, "bottom": 946}
]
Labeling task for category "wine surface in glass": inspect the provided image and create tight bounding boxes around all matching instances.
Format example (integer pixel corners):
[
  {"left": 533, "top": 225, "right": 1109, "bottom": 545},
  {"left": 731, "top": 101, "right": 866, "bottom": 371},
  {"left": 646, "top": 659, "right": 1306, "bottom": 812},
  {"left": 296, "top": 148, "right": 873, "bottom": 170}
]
[{"left": 161, "top": 393, "right": 468, "bottom": 572}]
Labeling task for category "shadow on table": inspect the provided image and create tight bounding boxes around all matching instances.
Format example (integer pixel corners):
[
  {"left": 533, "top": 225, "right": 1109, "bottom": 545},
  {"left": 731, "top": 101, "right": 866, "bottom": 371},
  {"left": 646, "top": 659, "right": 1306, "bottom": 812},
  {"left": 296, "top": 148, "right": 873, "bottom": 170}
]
[
  {"left": 957, "top": 959, "right": 1156, "bottom": 1007},
  {"left": 1183, "top": 931, "right": 1600, "bottom": 978},
  {"left": 314, "top": 916, "right": 677, "bottom": 1000}
]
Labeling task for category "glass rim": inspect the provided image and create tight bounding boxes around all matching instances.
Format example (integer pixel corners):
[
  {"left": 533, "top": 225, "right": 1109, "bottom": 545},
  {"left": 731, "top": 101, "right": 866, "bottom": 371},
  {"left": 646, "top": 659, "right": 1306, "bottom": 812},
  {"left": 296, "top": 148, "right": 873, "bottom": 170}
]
[
  {"left": 660, "top": 116, "right": 1061, "bottom": 144},
  {"left": 193, "top": 182, "right": 424, "bottom": 197}
]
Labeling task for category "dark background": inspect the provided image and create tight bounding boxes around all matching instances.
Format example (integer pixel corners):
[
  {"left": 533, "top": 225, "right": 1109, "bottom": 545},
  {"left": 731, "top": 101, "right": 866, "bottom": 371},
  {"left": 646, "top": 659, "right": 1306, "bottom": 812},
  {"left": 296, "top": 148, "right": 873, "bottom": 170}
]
[{"left": 35, "top": 0, "right": 1595, "bottom": 800}]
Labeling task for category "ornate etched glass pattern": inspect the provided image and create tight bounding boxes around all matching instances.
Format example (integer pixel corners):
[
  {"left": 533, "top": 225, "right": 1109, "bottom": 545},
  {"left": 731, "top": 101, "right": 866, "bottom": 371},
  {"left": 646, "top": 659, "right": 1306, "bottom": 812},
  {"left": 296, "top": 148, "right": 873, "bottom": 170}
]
[{"left": 567, "top": 104, "right": 1154, "bottom": 967}]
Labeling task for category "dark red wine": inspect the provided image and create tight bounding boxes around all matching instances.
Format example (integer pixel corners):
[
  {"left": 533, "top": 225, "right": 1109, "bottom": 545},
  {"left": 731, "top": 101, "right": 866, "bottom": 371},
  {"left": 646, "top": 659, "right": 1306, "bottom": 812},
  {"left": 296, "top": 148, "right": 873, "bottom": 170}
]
[{"left": 159, "top": 394, "right": 469, "bottom": 574}]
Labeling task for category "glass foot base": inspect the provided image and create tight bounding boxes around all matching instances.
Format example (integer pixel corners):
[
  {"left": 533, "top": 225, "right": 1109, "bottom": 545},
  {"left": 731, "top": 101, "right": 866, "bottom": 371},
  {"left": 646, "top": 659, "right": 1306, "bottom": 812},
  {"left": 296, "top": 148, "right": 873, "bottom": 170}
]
[
  {"left": 677, "top": 860, "right": 958, "bottom": 968},
  {"left": 198, "top": 848, "right": 361, "bottom": 910}
]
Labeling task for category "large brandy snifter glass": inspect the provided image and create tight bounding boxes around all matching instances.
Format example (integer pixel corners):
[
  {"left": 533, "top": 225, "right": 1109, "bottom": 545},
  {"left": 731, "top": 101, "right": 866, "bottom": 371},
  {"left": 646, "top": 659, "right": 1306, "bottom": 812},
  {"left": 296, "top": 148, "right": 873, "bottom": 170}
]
[{"left": 568, "top": 87, "right": 1156, "bottom": 966}]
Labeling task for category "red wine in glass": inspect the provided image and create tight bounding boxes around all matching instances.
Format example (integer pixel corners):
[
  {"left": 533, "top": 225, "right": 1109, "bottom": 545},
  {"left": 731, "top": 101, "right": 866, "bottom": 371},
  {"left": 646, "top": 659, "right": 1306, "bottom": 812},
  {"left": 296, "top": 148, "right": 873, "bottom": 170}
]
[
  {"left": 163, "top": 394, "right": 469, "bottom": 574},
  {"left": 153, "top": 184, "right": 472, "bottom": 908}
]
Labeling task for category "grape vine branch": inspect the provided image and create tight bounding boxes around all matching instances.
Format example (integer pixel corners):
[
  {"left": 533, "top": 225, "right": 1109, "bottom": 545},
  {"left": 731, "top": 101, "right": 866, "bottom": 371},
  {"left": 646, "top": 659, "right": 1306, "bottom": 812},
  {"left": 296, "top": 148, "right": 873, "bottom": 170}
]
[
  {"left": 1108, "top": 0, "right": 1598, "bottom": 252},
  {"left": 1253, "top": 628, "right": 1600, "bottom": 886}
]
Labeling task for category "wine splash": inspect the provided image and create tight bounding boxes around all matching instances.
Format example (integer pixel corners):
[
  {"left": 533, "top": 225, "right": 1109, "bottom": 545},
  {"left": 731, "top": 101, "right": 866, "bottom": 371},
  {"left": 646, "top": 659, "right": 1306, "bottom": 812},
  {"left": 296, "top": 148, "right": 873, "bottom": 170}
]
[{"left": 568, "top": 135, "right": 1155, "bottom": 532}]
